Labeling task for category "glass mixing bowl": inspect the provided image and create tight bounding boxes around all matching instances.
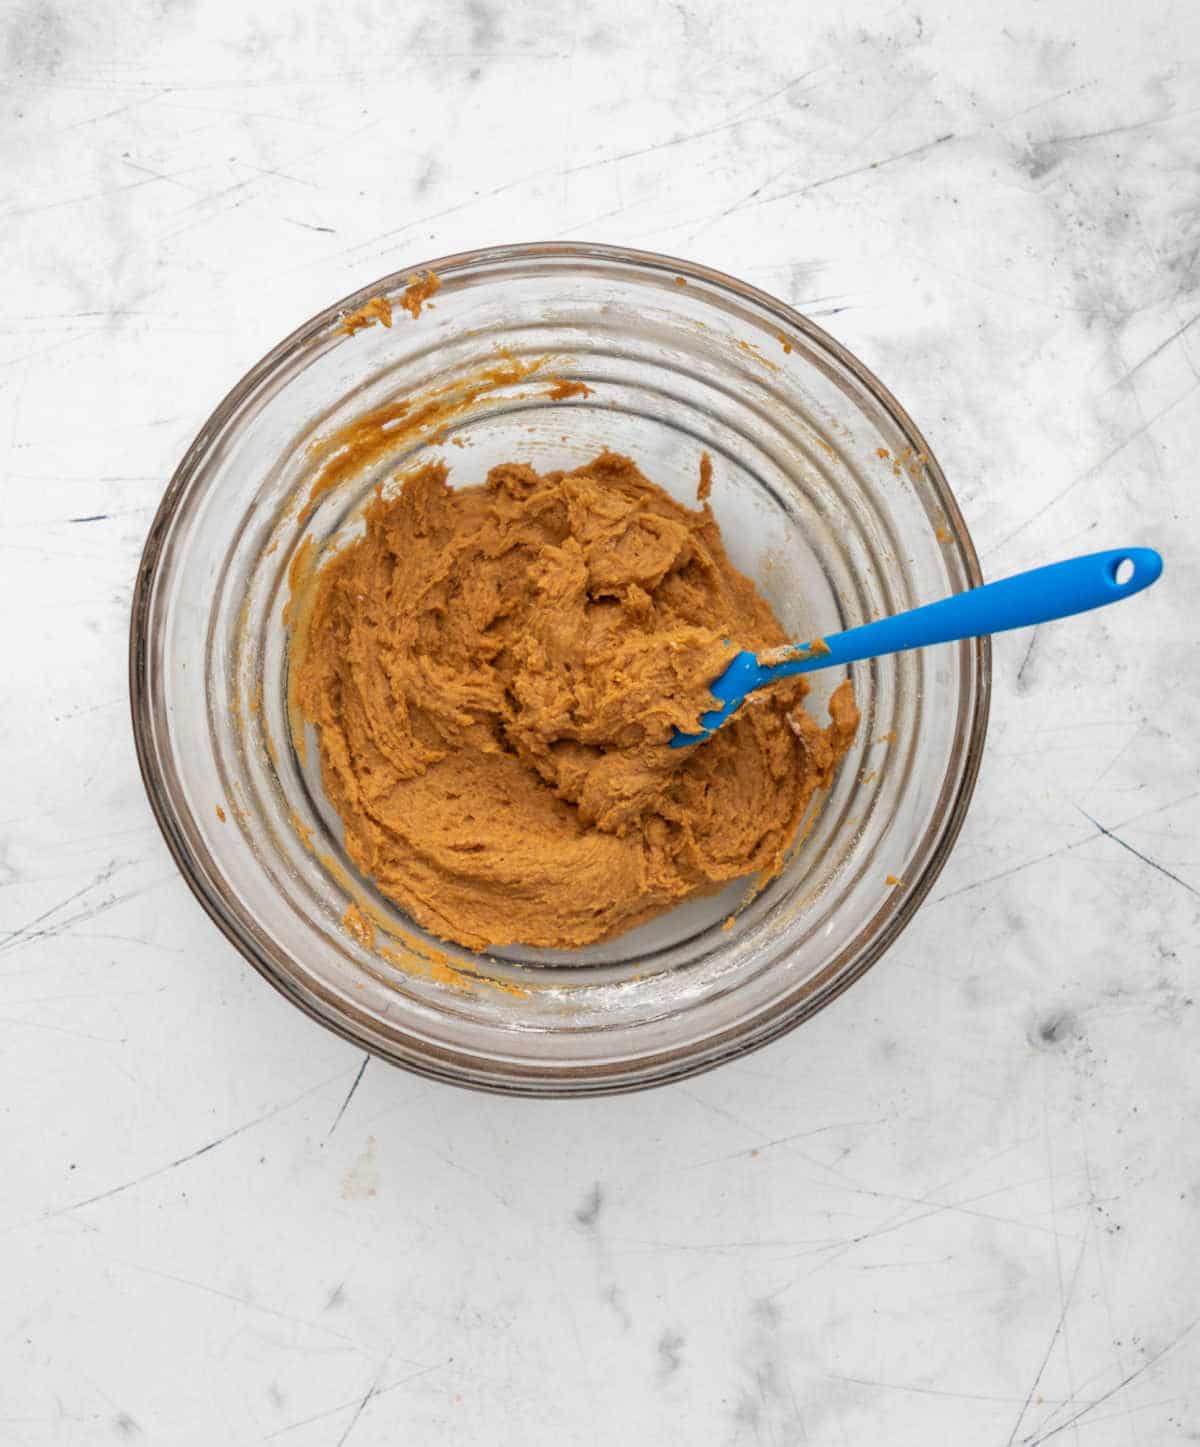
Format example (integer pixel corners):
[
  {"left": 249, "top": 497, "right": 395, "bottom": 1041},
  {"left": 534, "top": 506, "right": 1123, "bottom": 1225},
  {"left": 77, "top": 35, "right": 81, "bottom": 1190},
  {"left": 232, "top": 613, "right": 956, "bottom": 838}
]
[{"left": 130, "top": 242, "right": 989, "bottom": 1096}]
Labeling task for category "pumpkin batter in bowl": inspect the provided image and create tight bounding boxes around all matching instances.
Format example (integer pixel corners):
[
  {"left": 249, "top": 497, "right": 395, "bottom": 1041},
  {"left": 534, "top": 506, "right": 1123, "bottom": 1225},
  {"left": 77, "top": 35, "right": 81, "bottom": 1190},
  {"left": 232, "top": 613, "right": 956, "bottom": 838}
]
[{"left": 289, "top": 449, "right": 858, "bottom": 950}]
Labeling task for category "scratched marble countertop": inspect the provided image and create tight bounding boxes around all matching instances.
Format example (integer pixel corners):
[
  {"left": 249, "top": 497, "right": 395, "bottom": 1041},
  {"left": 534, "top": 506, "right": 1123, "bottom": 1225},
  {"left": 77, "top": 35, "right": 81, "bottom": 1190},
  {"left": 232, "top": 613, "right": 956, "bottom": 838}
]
[{"left": 3, "top": 0, "right": 1198, "bottom": 1443}]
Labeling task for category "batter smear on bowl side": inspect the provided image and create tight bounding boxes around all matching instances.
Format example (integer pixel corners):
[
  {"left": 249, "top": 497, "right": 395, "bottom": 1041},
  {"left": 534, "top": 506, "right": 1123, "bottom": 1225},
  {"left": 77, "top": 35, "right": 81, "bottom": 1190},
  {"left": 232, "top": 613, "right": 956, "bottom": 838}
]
[{"left": 289, "top": 451, "right": 858, "bottom": 949}]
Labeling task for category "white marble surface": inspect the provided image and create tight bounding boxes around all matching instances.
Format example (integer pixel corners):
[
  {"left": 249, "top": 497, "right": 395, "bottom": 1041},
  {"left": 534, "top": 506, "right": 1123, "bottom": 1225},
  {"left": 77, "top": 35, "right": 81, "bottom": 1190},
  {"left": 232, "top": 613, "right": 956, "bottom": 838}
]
[{"left": 3, "top": 0, "right": 1199, "bottom": 1442}]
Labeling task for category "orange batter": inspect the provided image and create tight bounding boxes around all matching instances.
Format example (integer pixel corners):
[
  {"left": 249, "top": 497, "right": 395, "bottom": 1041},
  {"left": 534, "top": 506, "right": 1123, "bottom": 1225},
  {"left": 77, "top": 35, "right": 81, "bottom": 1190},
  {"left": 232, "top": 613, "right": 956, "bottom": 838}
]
[{"left": 290, "top": 452, "right": 858, "bottom": 950}]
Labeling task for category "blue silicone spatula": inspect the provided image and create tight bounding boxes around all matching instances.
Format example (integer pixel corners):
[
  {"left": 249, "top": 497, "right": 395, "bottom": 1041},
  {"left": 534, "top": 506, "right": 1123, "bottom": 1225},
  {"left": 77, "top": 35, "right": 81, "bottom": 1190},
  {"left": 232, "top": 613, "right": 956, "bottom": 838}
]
[{"left": 672, "top": 547, "right": 1164, "bottom": 747}]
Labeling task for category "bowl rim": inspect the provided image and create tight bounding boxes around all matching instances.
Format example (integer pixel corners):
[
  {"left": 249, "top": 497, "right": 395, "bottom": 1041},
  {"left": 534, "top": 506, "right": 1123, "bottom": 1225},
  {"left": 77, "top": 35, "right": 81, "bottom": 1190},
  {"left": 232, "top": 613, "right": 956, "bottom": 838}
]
[{"left": 129, "top": 239, "right": 991, "bottom": 1096}]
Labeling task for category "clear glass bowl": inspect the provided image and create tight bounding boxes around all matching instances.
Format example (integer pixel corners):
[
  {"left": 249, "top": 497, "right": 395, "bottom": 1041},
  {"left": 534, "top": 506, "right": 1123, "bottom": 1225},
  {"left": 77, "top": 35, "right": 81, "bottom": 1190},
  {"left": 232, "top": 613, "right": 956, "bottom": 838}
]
[{"left": 130, "top": 243, "right": 989, "bottom": 1096}]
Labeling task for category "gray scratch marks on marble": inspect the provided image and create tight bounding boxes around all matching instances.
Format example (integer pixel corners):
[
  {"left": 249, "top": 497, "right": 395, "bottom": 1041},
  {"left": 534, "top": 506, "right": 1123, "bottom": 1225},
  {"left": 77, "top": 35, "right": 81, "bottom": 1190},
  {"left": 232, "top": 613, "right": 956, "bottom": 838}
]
[
  {"left": 1082, "top": 720, "right": 1148, "bottom": 796},
  {"left": 576, "top": 56, "right": 830, "bottom": 178},
  {"left": 261, "top": 1362, "right": 446, "bottom": 1441},
  {"left": 1039, "top": 102, "right": 1200, "bottom": 152},
  {"left": 0, "top": 874, "right": 175, "bottom": 954},
  {"left": 11, "top": 1067, "right": 355, "bottom": 1231},
  {"left": 1001, "top": 1235, "right": 1089, "bottom": 1446},
  {"left": 61, "top": 86, "right": 174, "bottom": 131},
  {"left": 1018, "top": 104, "right": 1200, "bottom": 180},
  {"left": 0, "top": 168, "right": 203, "bottom": 223},
  {"left": 0, "top": 1012, "right": 127, "bottom": 1045},
  {"left": 1077, "top": 807, "right": 1200, "bottom": 900},
  {"left": 123, "top": 1263, "right": 365, "bottom": 1348},
  {"left": 830, "top": 1374, "right": 1076, "bottom": 1405},
  {"left": 770, "top": 130, "right": 956, "bottom": 204},
  {"left": 932, "top": 842, "right": 1084, "bottom": 903},
  {"left": 419, "top": 1141, "right": 518, "bottom": 1213},
  {"left": 806, "top": 1168, "right": 1078, "bottom": 1254},
  {"left": 1015, "top": 628, "right": 1040, "bottom": 693},
  {"left": 770, "top": 1140, "right": 1073, "bottom": 1291},
  {"left": 572, "top": 64, "right": 831, "bottom": 238},
  {"left": 334, "top": 1355, "right": 390, "bottom": 1447},
  {"left": 1106, "top": 309, "right": 1200, "bottom": 391},
  {"left": 694, "top": 124, "right": 955, "bottom": 243},
  {"left": 687, "top": 1118, "right": 883, "bottom": 1170},
  {"left": 935, "top": 787, "right": 1200, "bottom": 904},
  {"left": 0, "top": 860, "right": 120, "bottom": 952},
  {"left": 1023, "top": 1318, "right": 1199, "bottom": 1445},
  {"left": 990, "top": 375, "right": 1199, "bottom": 551},
  {"left": 309, "top": 168, "right": 544, "bottom": 267},
  {"left": 326, "top": 1055, "right": 370, "bottom": 1138},
  {"left": 318, "top": 66, "right": 828, "bottom": 269},
  {"left": 677, "top": 1084, "right": 769, "bottom": 1144},
  {"left": 156, "top": 120, "right": 380, "bottom": 248}
]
